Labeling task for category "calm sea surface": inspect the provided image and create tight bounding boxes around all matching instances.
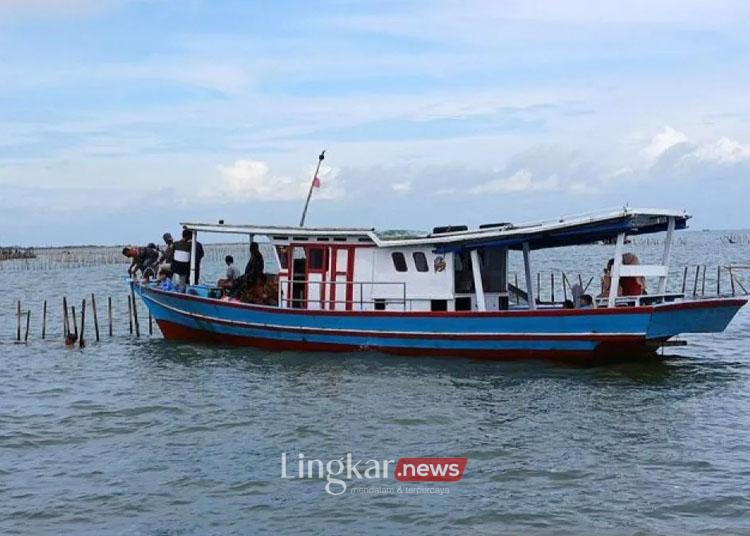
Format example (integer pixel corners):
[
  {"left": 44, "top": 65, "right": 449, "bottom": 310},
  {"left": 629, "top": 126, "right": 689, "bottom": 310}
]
[{"left": 1, "top": 231, "right": 749, "bottom": 535}]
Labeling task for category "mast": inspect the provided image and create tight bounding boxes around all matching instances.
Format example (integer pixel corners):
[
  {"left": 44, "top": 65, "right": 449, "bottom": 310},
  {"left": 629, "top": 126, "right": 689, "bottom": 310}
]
[{"left": 299, "top": 150, "right": 325, "bottom": 227}]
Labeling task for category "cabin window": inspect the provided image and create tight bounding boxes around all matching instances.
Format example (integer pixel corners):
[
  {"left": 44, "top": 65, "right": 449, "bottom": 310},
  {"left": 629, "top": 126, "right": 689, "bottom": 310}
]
[
  {"left": 413, "top": 252, "right": 429, "bottom": 272},
  {"left": 276, "top": 246, "right": 289, "bottom": 270},
  {"left": 308, "top": 247, "right": 325, "bottom": 270},
  {"left": 374, "top": 299, "right": 386, "bottom": 311},
  {"left": 391, "top": 252, "right": 408, "bottom": 272},
  {"left": 431, "top": 299, "right": 448, "bottom": 311},
  {"left": 455, "top": 297, "right": 472, "bottom": 311}
]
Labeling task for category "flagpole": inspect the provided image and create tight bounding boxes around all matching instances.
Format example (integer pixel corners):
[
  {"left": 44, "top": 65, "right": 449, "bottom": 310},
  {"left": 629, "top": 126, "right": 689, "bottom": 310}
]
[{"left": 299, "top": 150, "right": 325, "bottom": 227}]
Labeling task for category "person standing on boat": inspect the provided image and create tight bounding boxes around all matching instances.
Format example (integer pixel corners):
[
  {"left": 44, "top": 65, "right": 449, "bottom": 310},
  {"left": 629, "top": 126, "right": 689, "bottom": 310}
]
[
  {"left": 244, "top": 242, "right": 265, "bottom": 286},
  {"left": 193, "top": 235, "right": 205, "bottom": 283},
  {"left": 171, "top": 229, "right": 192, "bottom": 291},
  {"left": 159, "top": 232, "right": 175, "bottom": 270}
]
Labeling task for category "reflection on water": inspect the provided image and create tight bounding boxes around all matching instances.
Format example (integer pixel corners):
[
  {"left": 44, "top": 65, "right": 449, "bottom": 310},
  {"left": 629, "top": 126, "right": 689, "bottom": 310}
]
[{"left": 0, "top": 231, "right": 749, "bottom": 534}]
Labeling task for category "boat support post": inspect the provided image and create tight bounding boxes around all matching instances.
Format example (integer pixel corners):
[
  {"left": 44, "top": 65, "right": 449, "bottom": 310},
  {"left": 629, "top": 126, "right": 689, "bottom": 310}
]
[
  {"left": 189, "top": 230, "right": 198, "bottom": 286},
  {"left": 608, "top": 232, "right": 626, "bottom": 308},
  {"left": 657, "top": 216, "right": 675, "bottom": 295},
  {"left": 522, "top": 241, "right": 535, "bottom": 311},
  {"left": 470, "top": 248, "right": 486, "bottom": 312}
]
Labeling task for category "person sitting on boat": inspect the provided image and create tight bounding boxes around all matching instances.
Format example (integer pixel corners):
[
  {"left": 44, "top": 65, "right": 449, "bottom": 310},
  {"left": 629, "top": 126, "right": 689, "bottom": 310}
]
[
  {"left": 620, "top": 253, "right": 646, "bottom": 296},
  {"left": 218, "top": 255, "right": 241, "bottom": 289},
  {"left": 156, "top": 267, "right": 176, "bottom": 291},
  {"left": 598, "top": 258, "right": 615, "bottom": 298}
]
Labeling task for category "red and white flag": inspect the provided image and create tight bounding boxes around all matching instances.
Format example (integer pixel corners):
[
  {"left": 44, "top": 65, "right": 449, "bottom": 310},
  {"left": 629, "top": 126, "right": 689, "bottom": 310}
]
[{"left": 312, "top": 176, "right": 321, "bottom": 188}]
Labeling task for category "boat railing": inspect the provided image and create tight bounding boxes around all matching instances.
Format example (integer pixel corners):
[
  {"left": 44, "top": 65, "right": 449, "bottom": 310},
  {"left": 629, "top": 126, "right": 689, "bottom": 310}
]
[
  {"left": 277, "top": 279, "right": 409, "bottom": 311},
  {"left": 510, "top": 264, "right": 750, "bottom": 309}
]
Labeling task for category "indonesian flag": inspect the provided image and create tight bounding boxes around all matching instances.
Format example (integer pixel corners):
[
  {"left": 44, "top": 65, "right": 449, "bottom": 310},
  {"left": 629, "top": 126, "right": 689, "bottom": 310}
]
[{"left": 312, "top": 175, "right": 321, "bottom": 188}]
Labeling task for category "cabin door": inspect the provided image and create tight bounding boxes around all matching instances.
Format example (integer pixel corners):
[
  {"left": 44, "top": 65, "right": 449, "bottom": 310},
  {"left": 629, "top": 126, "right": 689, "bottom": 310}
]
[
  {"left": 304, "top": 246, "right": 328, "bottom": 310},
  {"left": 329, "top": 246, "right": 355, "bottom": 311}
]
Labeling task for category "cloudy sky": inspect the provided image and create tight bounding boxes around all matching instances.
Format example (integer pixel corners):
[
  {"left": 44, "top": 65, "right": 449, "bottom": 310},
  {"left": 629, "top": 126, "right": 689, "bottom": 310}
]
[{"left": 1, "top": 0, "right": 750, "bottom": 245}]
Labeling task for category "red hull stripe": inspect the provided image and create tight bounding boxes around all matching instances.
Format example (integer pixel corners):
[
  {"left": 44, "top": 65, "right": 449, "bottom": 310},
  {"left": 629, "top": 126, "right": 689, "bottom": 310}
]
[
  {"left": 156, "top": 320, "right": 649, "bottom": 360},
  {"left": 142, "top": 292, "right": 645, "bottom": 342}
]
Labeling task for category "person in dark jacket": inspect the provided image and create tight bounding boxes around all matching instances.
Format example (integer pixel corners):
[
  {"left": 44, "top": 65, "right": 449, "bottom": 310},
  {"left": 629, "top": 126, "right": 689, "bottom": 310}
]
[
  {"left": 193, "top": 237, "right": 205, "bottom": 283},
  {"left": 244, "top": 242, "right": 265, "bottom": 286}
]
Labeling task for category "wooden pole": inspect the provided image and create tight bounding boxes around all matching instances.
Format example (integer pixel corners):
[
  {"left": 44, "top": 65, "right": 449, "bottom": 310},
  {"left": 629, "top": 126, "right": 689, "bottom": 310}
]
[
  {"left": 128, "top": 295, "right": 133, "bottom": 334},
  {"left": 701, "top": 265, "right": 706, "bottom": 296},
  {"left": 730, "top": 267, "right": 736, "bottom": 296},
  {"left": 71, "top": 306, "right": 78, "bottom": 338},
  {"left": 550, "top": 272, "right": 555, "bottom": 303},
  {"left": 24, "top": 310, "right": 30, "bottom": 343},
  {"left": 130, "top": 285, "right": 140, "bottom": 337},
  {"left": 717, "top": 266, "right": 721, "bottom": 297},
  {"left": 91, "top": 293, "right": 100, "bottom": 342},
  {"left": 692, "top": 265, "right": 700, "bottom": 296},
  {"left": 79, "top": 298, "right": 86, "bottom": 347},
  {"left": 16, "top": 300, "right": 21, "bottom": 342},
  {"left": 148, "top": 312, "right": 153, "bottom": 336},
  {"left": 63, "top": 297, "right": 69, "bottom": 338},
  {"left": 42, "top": 300, "right": 47, "bottom": 340},
  {"left": 108, "top": 296, "right": 113, "bottom": 337},
  {"left": 681, "top": 266, "right": 688, "bottom": 294}
]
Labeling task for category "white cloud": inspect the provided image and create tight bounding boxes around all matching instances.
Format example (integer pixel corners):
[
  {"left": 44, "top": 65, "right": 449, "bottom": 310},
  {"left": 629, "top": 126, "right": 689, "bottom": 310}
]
[
  {"left": 469, "top": 169, "right": 560, "bottom": 194},
  {"left": 692, "top": 137, "right": 750, "bottom": 164},
  {"left": 391, "top": 180, "right": 412, "bottom": 193},
  {"left": 208, "top": 159, "right": 343, "bottom": 202},
  {"left": 643, "top": 126, "right": 689, "bottom": 162}
]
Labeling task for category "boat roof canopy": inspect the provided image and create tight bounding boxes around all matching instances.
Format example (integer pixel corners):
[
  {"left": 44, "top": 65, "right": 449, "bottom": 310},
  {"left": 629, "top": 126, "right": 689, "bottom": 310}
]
[{"left": 181, "top": 208, "right": 689, "bottom": 252}]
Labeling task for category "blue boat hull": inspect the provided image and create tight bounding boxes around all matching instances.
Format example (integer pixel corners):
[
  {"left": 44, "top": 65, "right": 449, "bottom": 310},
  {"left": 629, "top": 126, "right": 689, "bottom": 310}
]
[{"left": 135, "top": 285, "right": 746, "bottom": 360}]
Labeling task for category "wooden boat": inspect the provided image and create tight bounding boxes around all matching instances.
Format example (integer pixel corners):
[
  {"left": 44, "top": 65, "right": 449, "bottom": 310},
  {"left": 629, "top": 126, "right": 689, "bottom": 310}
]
[{"left": 133, "top": 208, "right": 747, "bottom": 360}]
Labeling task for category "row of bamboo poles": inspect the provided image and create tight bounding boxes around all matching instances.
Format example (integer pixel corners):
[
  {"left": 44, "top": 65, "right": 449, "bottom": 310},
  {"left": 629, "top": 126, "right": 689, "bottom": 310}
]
[{"left": 11, "top": 291, "right": 156, "bottom": 347}]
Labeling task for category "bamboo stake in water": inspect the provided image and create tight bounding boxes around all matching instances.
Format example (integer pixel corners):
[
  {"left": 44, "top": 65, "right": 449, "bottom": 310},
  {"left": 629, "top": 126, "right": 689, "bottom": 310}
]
[
  {"left": 16, "top": 300, "right": 21, "bottom": 342},
  {"left": 130, "top": 285, "right": 140, "bottom": 337},
  {"left": 681, "top": 266, "right": 688, "bottom": 294},
  {"left": 24, "top": 310, "right": 30, "bottom": 343},
  {"left": 692, "top": 265, "right": 700, "bottom": 296},
  {"left": 42, "top": 300, "right": 47, "bottom": 340},
  {"left": 63, "top": 297, "right": 69, "bottom": 338},
  {"left": 91, "top": 293, "right": 100, "bottom": 342},
  {"left": 717, "top": 266, "right": 721, "bottom": 296},
  {"left": 128, "top": 295, "right": 133, "bottom": 334},
  {"left": 108, "top": 296, "right": 113, "bottom": 337},
  {"left": 550, "top": 273, "right": 555, "bottom": 303},
  {"left": 148, "top": 312, "right": 153, "bottom": 336},
  {"left": 71, "top": 306, "right": 78, "bottom": 338},
  {"left": 79, "top": 298, "right": 86, "bottom": 348}
]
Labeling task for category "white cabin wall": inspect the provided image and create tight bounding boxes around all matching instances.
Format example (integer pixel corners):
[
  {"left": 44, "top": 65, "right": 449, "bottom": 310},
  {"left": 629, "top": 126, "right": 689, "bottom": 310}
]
[
  {"left": 352, "top": 248, "right": 375, "bottom": 310},
  {"left": 369, "top": 247, "right": 454, "bottom": 311}
]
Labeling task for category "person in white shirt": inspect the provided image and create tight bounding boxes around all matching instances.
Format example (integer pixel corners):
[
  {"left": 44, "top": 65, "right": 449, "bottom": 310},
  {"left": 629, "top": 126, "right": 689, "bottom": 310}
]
[{"left": 218, "top": 255, "right": 241, "bottom": 289}]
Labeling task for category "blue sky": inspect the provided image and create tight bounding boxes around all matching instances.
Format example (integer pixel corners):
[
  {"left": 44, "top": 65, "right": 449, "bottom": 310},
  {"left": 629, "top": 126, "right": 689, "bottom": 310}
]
[{"left": 1, "top": 0, "right": 750, "bottom": 245}]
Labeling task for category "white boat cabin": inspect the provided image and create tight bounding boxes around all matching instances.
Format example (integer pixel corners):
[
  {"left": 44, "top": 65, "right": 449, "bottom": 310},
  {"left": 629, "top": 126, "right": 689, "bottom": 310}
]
[{"left": 181, "top": 208, "right": 689, "bottom": 312}]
